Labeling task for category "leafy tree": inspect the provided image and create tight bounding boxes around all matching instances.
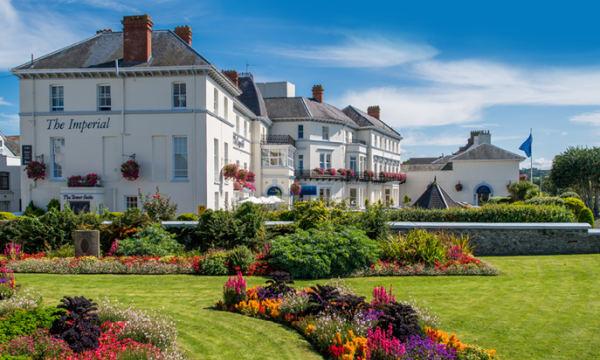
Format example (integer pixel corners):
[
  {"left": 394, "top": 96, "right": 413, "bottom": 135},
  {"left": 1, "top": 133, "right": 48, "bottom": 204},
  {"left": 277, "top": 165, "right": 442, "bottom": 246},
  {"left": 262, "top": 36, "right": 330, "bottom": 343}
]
[
  {"left": 549, "top": 146, "right": 600, "bottom": 214},
  {"left": 507, "top": 181, "right": 539, "bottom": 201},
  {"left": 578, "top": 208, "right": 595, "bottom": 228}
]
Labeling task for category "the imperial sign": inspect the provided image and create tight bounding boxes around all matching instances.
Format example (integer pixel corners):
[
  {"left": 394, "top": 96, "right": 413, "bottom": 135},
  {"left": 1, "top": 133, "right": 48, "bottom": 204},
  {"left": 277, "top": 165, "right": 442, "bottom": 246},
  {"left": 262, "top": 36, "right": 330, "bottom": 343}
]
[{"left": 46, "top": 118, "right": 110, "bottom": 133}]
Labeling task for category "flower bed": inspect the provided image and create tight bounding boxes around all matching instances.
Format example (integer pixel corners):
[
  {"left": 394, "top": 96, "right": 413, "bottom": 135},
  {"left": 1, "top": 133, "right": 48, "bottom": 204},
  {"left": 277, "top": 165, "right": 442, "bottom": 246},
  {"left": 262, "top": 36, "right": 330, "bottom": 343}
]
[
  {"left": 0, "top": 292, "right": 185, "bottom": 359},
  {"left": 0, "top": 266, "right": 17, "bottom": 300},
  {"left": 215, "top": 273, "right": 498, "bottom": 360}
]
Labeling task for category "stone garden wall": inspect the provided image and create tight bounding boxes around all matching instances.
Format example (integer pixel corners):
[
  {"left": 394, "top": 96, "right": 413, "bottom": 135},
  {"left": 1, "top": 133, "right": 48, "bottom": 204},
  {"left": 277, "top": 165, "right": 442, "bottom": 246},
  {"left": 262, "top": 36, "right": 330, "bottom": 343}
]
[{"left": 391, "top": 222, "right": 600, "bottom": 256}]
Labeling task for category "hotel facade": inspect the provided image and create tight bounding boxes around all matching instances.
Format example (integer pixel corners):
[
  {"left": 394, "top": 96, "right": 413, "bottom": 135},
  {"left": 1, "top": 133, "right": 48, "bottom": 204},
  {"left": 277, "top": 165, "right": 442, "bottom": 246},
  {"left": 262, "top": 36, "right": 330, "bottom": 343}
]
[{"left": 12, "top": 15, "right": 406, "bottom": 213}]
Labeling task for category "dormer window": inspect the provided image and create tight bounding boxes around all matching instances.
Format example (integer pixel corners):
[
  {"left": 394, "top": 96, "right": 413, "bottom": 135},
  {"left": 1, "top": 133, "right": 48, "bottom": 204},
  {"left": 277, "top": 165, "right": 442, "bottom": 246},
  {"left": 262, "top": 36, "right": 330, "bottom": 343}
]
[
  {"left": 51, "top": 85, "right": 64, "bottom": 112},
  {"left": 173, "top": 83, "right": 187, "bottom": 109},
  {"left": 98, "top": 85, "right": 111, "bottom": 111}
]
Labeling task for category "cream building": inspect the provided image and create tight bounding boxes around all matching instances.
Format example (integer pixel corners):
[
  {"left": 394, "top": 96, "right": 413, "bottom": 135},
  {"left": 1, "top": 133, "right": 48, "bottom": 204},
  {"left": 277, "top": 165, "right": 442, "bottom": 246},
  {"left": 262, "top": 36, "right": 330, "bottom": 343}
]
[
  {"left": 400, "top": 131, "right": 526, "bottom": 206},
  {"left": 11, "top": 14, "right": 405, "bottom": 213}
]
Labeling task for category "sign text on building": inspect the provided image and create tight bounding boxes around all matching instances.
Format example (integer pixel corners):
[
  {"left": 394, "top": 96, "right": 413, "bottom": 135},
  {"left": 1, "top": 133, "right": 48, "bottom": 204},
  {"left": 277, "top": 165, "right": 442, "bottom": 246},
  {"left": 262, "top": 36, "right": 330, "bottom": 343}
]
[
  {"left": 63, "top": 194, "right": 94, "bottom": 200},
  {"left": 47, "top": 118, "right": 110, "bottom": 133}
]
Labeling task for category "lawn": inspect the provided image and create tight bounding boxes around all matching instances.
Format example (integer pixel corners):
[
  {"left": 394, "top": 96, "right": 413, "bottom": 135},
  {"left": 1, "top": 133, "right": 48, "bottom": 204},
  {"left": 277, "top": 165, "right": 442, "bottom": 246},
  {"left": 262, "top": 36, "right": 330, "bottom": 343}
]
[{"left": 15, "top": 254, "right": 600, "bottom": 360}]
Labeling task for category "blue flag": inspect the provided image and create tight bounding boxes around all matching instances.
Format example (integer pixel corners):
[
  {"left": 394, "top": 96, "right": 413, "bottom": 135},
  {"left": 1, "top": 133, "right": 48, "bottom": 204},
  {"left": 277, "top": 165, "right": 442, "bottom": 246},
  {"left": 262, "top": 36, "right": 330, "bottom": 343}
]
[{"left": 519, "top": 134, "right": 532, "bottom": 157}]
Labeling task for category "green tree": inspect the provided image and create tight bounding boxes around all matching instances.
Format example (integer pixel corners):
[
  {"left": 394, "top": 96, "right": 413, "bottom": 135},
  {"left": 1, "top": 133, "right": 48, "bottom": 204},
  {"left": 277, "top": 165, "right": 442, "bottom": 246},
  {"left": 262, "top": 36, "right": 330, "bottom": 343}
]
[
  {"left": 507, "top": 181, "right": 539, "bottom": 201},
  {"left": 549, "top": 147, "right": 600, "bottom": 214}
]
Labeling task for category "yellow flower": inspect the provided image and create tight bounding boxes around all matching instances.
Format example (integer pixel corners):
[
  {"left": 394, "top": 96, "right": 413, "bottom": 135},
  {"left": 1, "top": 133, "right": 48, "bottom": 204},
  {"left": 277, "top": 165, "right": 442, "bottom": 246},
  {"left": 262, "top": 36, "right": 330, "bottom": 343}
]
[{"left": 305, "top": 324, "right": 315, "bottom": 336}]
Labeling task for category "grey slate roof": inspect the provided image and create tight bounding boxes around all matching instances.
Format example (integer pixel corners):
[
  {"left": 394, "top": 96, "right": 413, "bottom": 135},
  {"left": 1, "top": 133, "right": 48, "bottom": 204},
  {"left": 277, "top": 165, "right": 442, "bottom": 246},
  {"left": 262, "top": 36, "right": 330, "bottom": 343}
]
[
  {"left": 413, "top": 180, "right": 459, "bottom": 209},
  {"left": 263, "top": 97, "right": 358, "bottom": 125},
  {"left": 13, "top": 30, "right": 210, "bottom": 70},
  {"left": 342, "top": 106, "right": 401, "bottom": 137},
  {"left": 238, "top": 76, "right": 268, "bottom": 117},
  {"left": 449, "top": 143, "right": 525, "bottom": 162},
  {"left": 0, "top": 131, "right": 20, "bottom": 157},
  {"left": 408, "top": 157, "right": 440, "bottom": 164}
]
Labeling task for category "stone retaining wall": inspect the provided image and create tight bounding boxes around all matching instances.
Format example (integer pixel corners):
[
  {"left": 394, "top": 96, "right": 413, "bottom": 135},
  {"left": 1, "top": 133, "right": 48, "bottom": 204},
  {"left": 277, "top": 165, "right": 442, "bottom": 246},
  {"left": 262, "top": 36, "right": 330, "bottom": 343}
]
[{"left": 391, "top": 222, "right": 600, "bottom": 256}]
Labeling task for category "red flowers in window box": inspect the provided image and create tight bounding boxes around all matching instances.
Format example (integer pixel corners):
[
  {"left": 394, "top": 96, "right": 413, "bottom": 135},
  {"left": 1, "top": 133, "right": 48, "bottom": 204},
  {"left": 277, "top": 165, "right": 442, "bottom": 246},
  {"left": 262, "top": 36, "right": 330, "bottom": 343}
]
[{"left": 222, "top": 164, "right": 238, "bottom": 180}]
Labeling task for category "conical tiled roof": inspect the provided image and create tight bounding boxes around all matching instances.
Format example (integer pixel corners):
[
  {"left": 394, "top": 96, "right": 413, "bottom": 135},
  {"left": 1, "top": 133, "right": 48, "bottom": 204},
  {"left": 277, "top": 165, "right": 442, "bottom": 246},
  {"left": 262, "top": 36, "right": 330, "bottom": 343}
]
[{"left": 412, "top": 177, "right": 459, "bottom": 209}]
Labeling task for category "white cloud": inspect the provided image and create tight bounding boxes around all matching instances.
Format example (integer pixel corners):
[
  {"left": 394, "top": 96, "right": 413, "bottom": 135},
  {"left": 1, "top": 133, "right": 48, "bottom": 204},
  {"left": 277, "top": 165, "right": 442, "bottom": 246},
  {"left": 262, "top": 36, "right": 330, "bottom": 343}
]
[
  {"left": 561, "top": 132, "right": 568, "bottom": 135},
  {"left": 333, "top": 58, "right": 600, "bottom": 128},
  {"left": 458, "top": 123, "right": 498, "bottom": 128},
  {"left": 532, "top": 157, "right": 553, "bottom": 169},
  {"left": 402, "top": 133, "right": 467, "bottom": 147},
  {"left": 272, "top": 37, "right": 438, "bottom": 68},
  {"left": 60, "top": 0, "right": 138, "bottom": 12},
  {"left": 0, "top": 97, "right": 11, "bottom": 106},
  {"left": 0, "top": 0, "right": 95, "bottom": 69},
  {"left": 0, "top": 113, "right": 19, "bottom": 135},
  {"left": 569, "top": 110, "right": 600, "bottom": 126}
]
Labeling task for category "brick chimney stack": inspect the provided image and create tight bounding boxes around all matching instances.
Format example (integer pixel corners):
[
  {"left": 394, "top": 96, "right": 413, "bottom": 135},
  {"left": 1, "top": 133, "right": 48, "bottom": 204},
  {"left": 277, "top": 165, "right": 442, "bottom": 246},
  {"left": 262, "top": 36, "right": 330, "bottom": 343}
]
[
  {"left": 222, "top": 70, "right": 239, "bottom": 87},
  {"left": 368, "top": 106, "right": 381, "bottom": 119},
  {"left": 121, "top": 15, "right": 154, "bottom": 63},
  {"left": 174, "top": 25, "right": 193, "bottom": 46},
  {"left": 312, "top": 85, "right": 324, "bottom": 102}
]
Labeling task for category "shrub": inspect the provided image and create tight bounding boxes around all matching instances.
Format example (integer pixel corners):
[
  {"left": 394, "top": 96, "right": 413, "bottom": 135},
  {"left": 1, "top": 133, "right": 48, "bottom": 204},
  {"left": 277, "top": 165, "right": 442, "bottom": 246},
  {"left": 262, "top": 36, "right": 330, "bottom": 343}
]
[
  {"left": 294, "top": 200, "right": 329, "bottom": 230},
  {"left": 379, "top": 229, "right": 448, "bottom": 265},
  {"left": 0, "top": 307, "right": 60, "bottom": 343},
  {"left": 564, "top": 197, "right": 586, "bottom": 217},
  {"left": 377, "top": 302, "right": 421, "bottom": 342},
  {"left": 358, "top": 203, "right": 390, "bottom": 240},
  {"left": 0, "top": 212, "right": 15, "bottom": 220},
  {"left": 270, "top": 223, "right": 380, "bottom": 279},
  {"left": 24, "top": 201, "right": 45, "bottom": 218},
  {"left": 227, "top": 245, "right": 256, "bottom": 273},
  {"left": 507, "top": 181, "right": 539, "bottom": 201},
  {"left": 559, "top": 191, "right": 581, "bottom": 200},
  {"left": 199, "top": 250, "right": 229, "bottom": 275},
  {"left": 50, "top": 296, "right": 102, "bottom": 353},
  {"left": 176, "top": 213, "right": 198, "bottom": 221},
  {"left": 403, "top": 194, "right": 410, "bottom": 204},
  {"left": 578, "top": 208, "right": 595, "bottom": 228},
  {"left": 117, "top": 224, "right": 184, "bottom": 256},
  {"left": 388, "top": 204, "right": 575, "bottom": 223},
  {"left": 189, "top": 203, "right": 265, "bottom": 251},
  {"left": 138, "top": 186, "right": 178, "bottom": 221},
  {"left": 105, "top": 212, "right": 124, "bottom": 220},
  {"left": 486, "top": 196, "right": 511, "bottom": 204},
  {"left": 524, "top": 197, "right": 565, "bottom": 206},
  {"left": 266, "top": 223, "right": 297, "bottom": 242},
  {"left": 47, "top": 199, "right": 61, "bottom": 212},
  {"left": 277, "top": 210, "right": 297, "bottom": 221},
  {"left": 45, "top": 244, "right": 75, "bottom": 258}
]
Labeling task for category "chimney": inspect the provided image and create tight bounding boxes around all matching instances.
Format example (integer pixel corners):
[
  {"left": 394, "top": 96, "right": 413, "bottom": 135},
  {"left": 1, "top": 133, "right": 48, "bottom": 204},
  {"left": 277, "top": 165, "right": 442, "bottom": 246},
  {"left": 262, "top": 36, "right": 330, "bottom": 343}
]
[
  {"left": 121, "top": 15, "right": 154, "bottom": 63},
  {"left": 174, "top": 25, "right": 193, "bottom": 46},
  {"left": 96, "top": 29, "right": 113, "bottom": 34},
  {"left": 222, "top": 70, "right": 239, "bottom": 87},
  {"left": 368, "top": 105, "right": 380, "bottom": 119},
  {"left": 312, "top": 85, "right": 324, "bottom": 102}
]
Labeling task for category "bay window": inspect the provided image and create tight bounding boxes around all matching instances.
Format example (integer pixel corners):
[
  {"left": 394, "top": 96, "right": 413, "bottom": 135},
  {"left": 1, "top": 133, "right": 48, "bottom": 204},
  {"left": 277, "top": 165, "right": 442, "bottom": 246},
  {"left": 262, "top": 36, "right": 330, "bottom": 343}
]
[{"left": 261, "top": 147, "right": 294, "bottom": 167}]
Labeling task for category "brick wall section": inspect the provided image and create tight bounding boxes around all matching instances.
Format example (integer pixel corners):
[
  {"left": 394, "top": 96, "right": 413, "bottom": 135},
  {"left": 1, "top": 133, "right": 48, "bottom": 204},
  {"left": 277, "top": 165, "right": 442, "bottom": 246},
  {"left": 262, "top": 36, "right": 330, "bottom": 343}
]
[
  {"left": 367, "top": 105, "right": 381, "bottom": 119},
  {"left": 122, "top": 15, "right": 154, "bottom": 63},
  {"left": 312, "top": 85, "right": 324, "bottom": 102},
  {"left": 392, "top": 222, "right": 600, "bottom": 256}
]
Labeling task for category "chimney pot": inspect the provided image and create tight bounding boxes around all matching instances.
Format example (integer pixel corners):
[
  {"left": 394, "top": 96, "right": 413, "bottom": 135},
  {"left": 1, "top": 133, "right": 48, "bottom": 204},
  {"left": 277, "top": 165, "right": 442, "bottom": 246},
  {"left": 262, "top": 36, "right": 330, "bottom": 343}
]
[
  {"left": 174, "top": 25, "right": 193, "bottom": 46},
  {"left": 312, "top": 85, "right": 324, "bottom": 102},
  {"left": 222, "top": 70, "right": 239, "bottom": 87},
  {"left": 121, "top": 15, "right": 154, "bottom": 63},
  {"left": 368, "top": 105, "right": 381, "bottom": 119}
]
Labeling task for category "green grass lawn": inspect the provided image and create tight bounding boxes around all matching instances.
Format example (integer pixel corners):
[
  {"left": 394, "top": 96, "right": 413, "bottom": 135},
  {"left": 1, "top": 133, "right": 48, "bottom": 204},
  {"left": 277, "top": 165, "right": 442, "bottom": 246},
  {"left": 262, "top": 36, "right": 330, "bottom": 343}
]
[{"left": 15, "top": 254, "right": 600, "bottom": 360}]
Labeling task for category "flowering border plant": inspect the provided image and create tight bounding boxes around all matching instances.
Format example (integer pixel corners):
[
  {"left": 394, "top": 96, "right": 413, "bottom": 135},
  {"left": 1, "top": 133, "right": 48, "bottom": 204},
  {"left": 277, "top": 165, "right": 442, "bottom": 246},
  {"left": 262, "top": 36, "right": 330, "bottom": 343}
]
[
  {"left": 25, "top": 161, "right": 46, "bottom": 181},
  {"left": 290, "top": 183, "right": 302, "bottom": 196}
]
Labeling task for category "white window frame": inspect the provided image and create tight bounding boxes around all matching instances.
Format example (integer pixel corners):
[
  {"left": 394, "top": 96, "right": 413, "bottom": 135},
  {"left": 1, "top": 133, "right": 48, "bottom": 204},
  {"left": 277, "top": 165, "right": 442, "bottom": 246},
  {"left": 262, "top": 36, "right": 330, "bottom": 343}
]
[
  {"left": 173, "top": 82, "right": 187, "bottom": 109},
  {"left": 214, "top": 192, "right": 219, "bottom": 209},
  {"left": 350, "top": 156, "right": 357, "bottom": 173},
  {"left": 244, "top": 120, "right": 248, "bottom": 137},
  {"left": 51, "top": 85, "right": 64, "bottom": 112},
  {"left": 173, "top": 136, "right": 188, "bottom": 179},
  {"left": 214, "top": 88, "right": 219, "bottom": 114},
  {"left": 319, "top": 187, "right": 332, "bottom": 198},
  {"left": 244, "top": 162, "right": 248, "bottom": 170},
  {"left": 298, "top": 124, "right": 304, "bottom": 139},
  {"left": 98, "top": 85, "right": 111, "bottom": 111},
  {"left": 322, "top": 126, "right": 329, "bottom": 140},
  {"left": 214, "top": 139, "right": 219, "bottom": 182},
  {"left": 298, "top": 154, "right": 304, "bottom": 170},
  {"left": 224, "top": 142, "right": 229, "bottom": 166},
  {"left": 125, "top": 196, "right": 138, "bottom": 210},
  {"left": 236, "top": 116, "right": 240, "bottom": 133},
  {"left": 51, "top": 137, "right": 65, "bottom": 179},
  {"left": 262, "top": 147, "right": 291, "bottom": 167},
  {"left": 349, "top": 188, "right": 357, "bottom": 207},
  {"left": 319, "top": 153, "right": 331, "bottom": 169},
  {"left": 224, "top": 97, "right": 228, "bottom": 120}
]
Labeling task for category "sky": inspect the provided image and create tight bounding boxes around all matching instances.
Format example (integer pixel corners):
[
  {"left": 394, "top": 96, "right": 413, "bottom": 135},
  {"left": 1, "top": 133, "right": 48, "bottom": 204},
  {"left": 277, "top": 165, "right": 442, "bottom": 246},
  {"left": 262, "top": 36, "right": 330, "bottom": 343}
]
[{"left": 0, "top": 0, "right": 599, "bottom": 169}]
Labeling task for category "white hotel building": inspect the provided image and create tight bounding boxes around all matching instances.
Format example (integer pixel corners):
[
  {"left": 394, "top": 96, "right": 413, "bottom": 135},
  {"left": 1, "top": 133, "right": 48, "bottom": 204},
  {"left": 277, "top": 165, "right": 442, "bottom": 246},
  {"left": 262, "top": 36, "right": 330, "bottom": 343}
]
[{"left": 11, "top": 15, "right": 405, "bottom": 213}]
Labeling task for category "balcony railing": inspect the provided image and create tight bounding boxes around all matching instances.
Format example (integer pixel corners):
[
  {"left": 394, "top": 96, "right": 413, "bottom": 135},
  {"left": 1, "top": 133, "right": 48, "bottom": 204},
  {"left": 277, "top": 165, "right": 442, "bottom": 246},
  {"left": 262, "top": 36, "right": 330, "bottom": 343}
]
[
  {"left": 351, "top": 139, "right": 367, "bottom": 145},
  {"left": 294, "top": 170, "right": 406, "bottom": 183},
  {"left": 261, "top": 134, "right": 296, "bottom": 147}
]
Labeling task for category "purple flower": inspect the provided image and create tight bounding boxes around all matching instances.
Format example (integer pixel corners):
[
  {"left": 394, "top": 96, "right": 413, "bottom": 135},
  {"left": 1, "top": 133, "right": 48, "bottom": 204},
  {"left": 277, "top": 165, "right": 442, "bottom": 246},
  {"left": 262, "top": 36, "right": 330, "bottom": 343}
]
[{"left": 403, "top": 335, "right": 457, "bottom": 360}]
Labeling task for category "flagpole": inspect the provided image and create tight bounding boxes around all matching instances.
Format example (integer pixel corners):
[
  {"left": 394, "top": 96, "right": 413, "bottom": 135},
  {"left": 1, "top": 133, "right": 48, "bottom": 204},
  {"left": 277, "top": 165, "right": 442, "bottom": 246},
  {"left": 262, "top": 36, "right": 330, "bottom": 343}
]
[{"left": 530, "top": 128, "right": 533, "bottom": 183}]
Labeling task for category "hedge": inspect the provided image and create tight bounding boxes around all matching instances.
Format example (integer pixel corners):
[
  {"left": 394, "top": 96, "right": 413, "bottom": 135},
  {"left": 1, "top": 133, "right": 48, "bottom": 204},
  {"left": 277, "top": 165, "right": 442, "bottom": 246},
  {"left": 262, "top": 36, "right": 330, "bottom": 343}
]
[{"left": 388, "top": 204, "right": 576, "bottom": 223}]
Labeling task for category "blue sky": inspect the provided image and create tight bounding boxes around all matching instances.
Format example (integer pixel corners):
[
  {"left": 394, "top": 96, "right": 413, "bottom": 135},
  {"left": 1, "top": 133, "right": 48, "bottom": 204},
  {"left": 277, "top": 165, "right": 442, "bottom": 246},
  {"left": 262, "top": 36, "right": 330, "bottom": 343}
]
[{"left": 1, "top": 0, "right": 599, "bottom": 169}]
